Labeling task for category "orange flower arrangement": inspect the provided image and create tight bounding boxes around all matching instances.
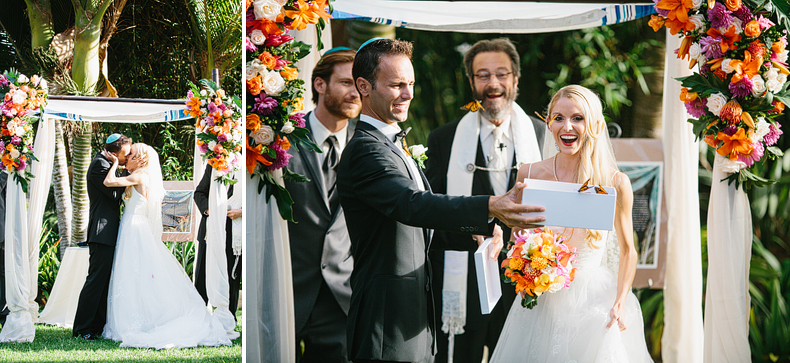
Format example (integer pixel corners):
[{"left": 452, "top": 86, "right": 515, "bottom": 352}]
[{"left": 716, "top": 129, "right": 753, "bottom": 160}]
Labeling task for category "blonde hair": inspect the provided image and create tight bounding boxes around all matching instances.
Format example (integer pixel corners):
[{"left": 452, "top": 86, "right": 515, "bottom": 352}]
[
  {"left": 547, "top": 85, "right": 618, "bottom": 248},
  {"left": 124, "top": 143, "right": 151, "bottom": 200}
]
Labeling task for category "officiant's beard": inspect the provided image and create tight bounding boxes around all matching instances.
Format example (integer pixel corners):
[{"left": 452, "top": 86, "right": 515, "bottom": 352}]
[{"left": 473, "top": 84, "right": 519, "bottom": 121}]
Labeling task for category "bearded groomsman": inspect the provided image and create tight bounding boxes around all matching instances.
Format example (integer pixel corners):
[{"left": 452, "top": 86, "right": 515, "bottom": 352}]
[
  {"left": 425, "top": 38, "right": 546, "bottom": 363},
  {"left": 285, "top": 47, "right": 361, "bottom": 363}
]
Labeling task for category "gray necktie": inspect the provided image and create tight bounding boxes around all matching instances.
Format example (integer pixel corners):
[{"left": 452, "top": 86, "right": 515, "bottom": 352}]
[{"left": 322, "top": 135, "right": 339, "bottom": 199}]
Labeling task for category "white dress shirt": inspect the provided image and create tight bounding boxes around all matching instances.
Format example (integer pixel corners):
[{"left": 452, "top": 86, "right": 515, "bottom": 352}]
[
  {"left": 309, "top": 111, "right": 349, "bottom": 164},
  {"left": 479, "top": 114, "right": 515, "bottom": 182},
  {"left": 359, "top": 115, "right": 425, "bottom": 191}
]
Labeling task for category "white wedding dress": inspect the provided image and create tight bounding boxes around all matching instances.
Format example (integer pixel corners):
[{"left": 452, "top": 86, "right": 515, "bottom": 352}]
[
  {"left": 490, "top": 228, "right": 653, "bottom": 363},
  {"left": 102, "top": 184, "right": 232, "bottom": 349}
]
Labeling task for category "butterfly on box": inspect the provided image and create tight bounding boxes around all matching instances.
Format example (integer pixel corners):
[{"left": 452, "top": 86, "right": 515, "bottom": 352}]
[{"left": 578, "top": 179, "right": 608, "bottom": 195}]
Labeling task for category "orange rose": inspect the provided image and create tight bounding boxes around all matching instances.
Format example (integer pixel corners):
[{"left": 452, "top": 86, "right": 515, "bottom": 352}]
[
  {"left": 246, "top": 76, "right": 264, "bottom": 96},
  {"left": 772, "top": 40, "right": 787, "bottom": 55},
  {"left": 724, "top": 0, "right": 741, "bottom": 11},
  {"left": 744, "top": 20, "right": 761, "bottom": 37},
  {"left": 246, "top": 114, "right": 262, "bottom": 133},
  {"left": 771, "top": 100, "right": 785, "bottom": 114},
  {"left": 280, "top": 66, "right": 298, "bottom": 81},
  {"left": 649, "top": 15, "right": 666, "bottom": 32},
  {"left": 680, "top": 87, "right": 698, "bottom": 102},
  {"left": 258, "top": 51, "right": 277, "bottom": 69}
]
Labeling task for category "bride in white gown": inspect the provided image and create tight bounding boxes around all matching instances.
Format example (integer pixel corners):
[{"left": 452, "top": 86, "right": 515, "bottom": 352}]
[
  {"left": 100, "top": 143, "right": 236, "bottom": 349},
  {"left": 490, "top": 85, "right": 652, "bottom": 362}
]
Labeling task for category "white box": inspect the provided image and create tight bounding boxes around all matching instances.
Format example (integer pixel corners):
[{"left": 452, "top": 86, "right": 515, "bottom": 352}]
[
  {"left": 473, "top": 237, "right": 502, "bottom": 315},
  {"left": 520, "top": 178, "right": 617, "bottom": 231}
]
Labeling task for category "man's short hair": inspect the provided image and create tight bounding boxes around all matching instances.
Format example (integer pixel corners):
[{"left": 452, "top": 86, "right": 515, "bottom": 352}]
[
  {"left": 463, "top": 38, "right": 521, "bottom": 79},
  {"left": 352, "top": 39, "right": 413, "bottom": 90},
  {"left": 105, "top": 135, "right": 132, "bottom": 153},
  {"left": 311, "top": 49, "right": 357, "bottom": 105}
]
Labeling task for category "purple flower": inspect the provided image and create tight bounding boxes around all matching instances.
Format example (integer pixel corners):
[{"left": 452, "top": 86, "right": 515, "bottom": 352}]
[
  {"left": 723, "top": 125, "right": 738, "bottom": 136},
  {"left": 729, "top": 77, "right": 753, "bottom": 98},
  {"left": 0, "top": 141, "right": 6, "bottom": 150},
  {"left": 217, "top": 134, "right": 228, "bottom": 143},
  {"left": 17, "top": 158, "right": 25, "bottom": 171},
  {"left": 267, "top": 142, "right": 292, "bottom": 170},
  {"left": 733, "top": 6, "right": 753, "bottom": 23},
  {"left": 708, "top": 3, "right": 734, "bottom": 29},
  {"left": 246, "top": 37, "right": 258, "bottom": 53},
  {"left": 0, "top": 75, "right": 10, "bottom": 87},
  {"left": 685, "top": 97, "right": 708, "bottom": 118},
  {"left": 764, "top": 123, "right": 783, "bottom": 145},
  {"left": 253, "top": 95, "right": 278, "bottom": 115},
  {"left": 653, "top": 0, "right": 669, "bottom": 16},
  {"left": 200, "top": 143, "right": 209, "bottom": 152},
  {"left": 700, "top": 36, "right": 725, "bottom": 59},
  {"left": 289, "top": 113, "right": 306, "bottom": 128},
  {"left": 11, "top": 136, "right": 21, "bottom": 145},
  {"left": 738, "top": 141, "right": 764, "bottom": 166}
]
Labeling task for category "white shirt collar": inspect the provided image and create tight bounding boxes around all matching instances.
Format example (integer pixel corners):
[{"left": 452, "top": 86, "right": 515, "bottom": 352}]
[
  {"left": 480, "top": 113, "right": 512, "bottom": 142},
  {"left": 359, "top": 114, "right": 402, "bottom": 142},
  {"left": 309, "top": 111, "right": 349, "bottom": 150}
]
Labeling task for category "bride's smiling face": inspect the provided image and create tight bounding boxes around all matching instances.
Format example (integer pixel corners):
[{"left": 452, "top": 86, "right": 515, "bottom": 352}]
[{"left": 550, "top": 97, "right": 587, "bottom": 156}]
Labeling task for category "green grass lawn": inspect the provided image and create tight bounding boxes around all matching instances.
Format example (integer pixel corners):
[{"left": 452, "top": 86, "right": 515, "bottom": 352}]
[{"left": 0, "top": 310, "right": 242, "bottom": 362}]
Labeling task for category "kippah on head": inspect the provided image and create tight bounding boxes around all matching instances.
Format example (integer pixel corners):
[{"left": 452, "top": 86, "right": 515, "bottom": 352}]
[
  {"left": 322, "top": 46, "right": 352, "bottom": 57},
  {"left": 357, "top": 37, "right": 385, "bottom": 52},
  {"left": 106, "top": 133, "right": 122, "bottom": 144}
]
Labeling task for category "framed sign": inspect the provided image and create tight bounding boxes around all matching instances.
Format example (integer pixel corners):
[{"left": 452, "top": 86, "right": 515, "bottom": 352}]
[{"left": 162, "top": 181, "right": 196, "bottom": 242}]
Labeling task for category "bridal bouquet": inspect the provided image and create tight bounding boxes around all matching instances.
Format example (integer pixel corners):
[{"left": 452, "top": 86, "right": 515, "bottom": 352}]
[
  {"left": 649, "top": 0, "right": 788, "bottom": 189},
  {"left": 501, "top": 228, "right": 577, "bottom": 309},
  {"left": 186, "top": 80, "right": 243, "bottom": 185},
  {"left": 0, "top": 69, "right": 46, "bottom": 193},
  {"left": 246, "top": 0, "right": 333, "bottom": 221}
]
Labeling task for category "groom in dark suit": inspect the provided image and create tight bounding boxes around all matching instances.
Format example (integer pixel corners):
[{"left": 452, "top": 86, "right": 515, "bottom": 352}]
[
  {"left": 337, "top": 38, "right": 546, "bottom": 363},
  {"left": 286, "top": 48, "right": 360, "bottom": 363},
  {"left": 72, "top": 134, "right": 133, "bottom": 340}
]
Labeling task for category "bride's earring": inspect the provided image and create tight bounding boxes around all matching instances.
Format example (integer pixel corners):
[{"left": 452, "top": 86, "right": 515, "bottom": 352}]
[{"left": 555, "top": 143, "right": 559, "bottom": 151}]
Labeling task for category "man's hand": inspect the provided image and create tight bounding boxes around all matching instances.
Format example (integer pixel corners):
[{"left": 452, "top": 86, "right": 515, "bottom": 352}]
[
  {"left": 227, "top": 208, "right": 242, "bottom": 220},
  {"left": 488, "top": 181, "right": 545, "bottom": 229}
]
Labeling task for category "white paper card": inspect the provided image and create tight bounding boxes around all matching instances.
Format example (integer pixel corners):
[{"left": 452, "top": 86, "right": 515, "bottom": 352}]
[
  {"left": 520, "top": 178, "right": 617, "bottom": 231},
  {"left": 473, "top": 237, "right": 502, "bottom": 315}
]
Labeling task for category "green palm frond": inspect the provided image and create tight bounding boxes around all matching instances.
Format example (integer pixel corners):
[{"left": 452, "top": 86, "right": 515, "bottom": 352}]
[{"left": 183, "top": 0, "right": 241, "bottom": 80}]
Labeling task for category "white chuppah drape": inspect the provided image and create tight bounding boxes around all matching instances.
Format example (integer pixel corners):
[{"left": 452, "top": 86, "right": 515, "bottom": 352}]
[
  {"left": 703, "top": 153, "right": 752, "bottom": 362},
  {"left": 0, "top": 115, "right": 56, "bottom": 342},
  {"left": 660, "top": 30, "right": 704, "bottom": 362},
  {"left": 206, "top": 167, "right": 241, "bottom": 340},
  {"left": 245, "top": 170, "right": 296, "bottom": 363}
]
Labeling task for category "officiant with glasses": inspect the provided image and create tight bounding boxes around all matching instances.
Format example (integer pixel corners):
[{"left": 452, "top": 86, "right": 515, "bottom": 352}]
[{"left": 424, "top": 38, "right": 547, "bottom": 363}]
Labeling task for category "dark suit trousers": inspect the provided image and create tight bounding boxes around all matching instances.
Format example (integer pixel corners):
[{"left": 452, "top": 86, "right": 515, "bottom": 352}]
[
  {"left": 297, "top": 280, "right": 350, "bottom": 363},
  {"left": 194, "top": 229, "right": 242, "bottom": 319},
  {"left": 72, "top": 243, "right": 115, "bottom": 336}
]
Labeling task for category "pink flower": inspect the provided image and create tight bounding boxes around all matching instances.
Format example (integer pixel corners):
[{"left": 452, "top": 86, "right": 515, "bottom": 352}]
[
  {"left": 758, "top": 15, "right": 775, "bottom": 30},
  {"left": 764, "top": 123, "right": 783, "bottom": 145},
  {"left": 738, "top": 141, "right": 764, "bottom": 166},
  {"left": 685, "top": 97, "right": 708, "bottom": 118}
]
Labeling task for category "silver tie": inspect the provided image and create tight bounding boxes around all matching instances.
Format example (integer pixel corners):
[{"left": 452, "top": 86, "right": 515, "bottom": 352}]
[{"left": 489, "top": 127, "right": 507, "bottom": 196}]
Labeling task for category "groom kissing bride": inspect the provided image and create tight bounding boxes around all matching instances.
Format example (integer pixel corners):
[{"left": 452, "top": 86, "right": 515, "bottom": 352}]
[{"left": 72, "top": 134, "right": 236, "bottom": 348}]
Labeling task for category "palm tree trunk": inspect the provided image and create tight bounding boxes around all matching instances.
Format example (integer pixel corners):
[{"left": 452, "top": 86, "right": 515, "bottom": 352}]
[
  {"left": 53, "top": 120, "right": 72, "bottom": 258},
  {"left": 70, "top": 123, "right": 91, "bottom": 244},
  {"left": 345, "top": 21, "right": 395, "bottom": 49},
  {"left": 24, "top": 0, "right": 54, "bottom": 49}
]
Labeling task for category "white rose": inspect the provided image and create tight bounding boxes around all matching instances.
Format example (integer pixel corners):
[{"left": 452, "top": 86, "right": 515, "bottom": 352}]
[
  {"left": 253, "top": 0, "right": 282, "bottom": 21},
  {"left": 233, "top": 130, "right": 243, "bottom": 142},
  {"left": 281, "top": 121, "right": 294, "bottom": 134},
  {"left": 246, "top": 59, "right": 266, "bottom": 80},
  {"left": 261, "top": 70, "right": 286, "bottom": 96},
  {"left": 779, "top": 50, "right": 789, "bottom": 63},
  {"left": 692, "top": 0, "right": 702, "bottom": 10},
  {"left": 721, "top": 59, "right": 735, "bottom": 74},
  {"left": 689, "top": 43, "right": 702, "bottom": 60},
  {"left": 765, "top": 67, "right": 779, "bottom": 82},
  {"left": 707, "top": 93, "right": 728, "bottom": 117},
  {"left": 751, "top": 75, "right": 766, "bottom": 96},
  {"left": 276, "top": 0, "right": 287, "bottom": 5},
  {"left": 9, "top": 149, "right": 19, "bottom": 159},
  {"left": 12, "top": 89, "right": 26, "bottom": 105},
  {"left": 689, "top": 14, "right": 704, "bottom": 29},
  {"left": 778, "top": 73, "right": 788, "bottom": 85},
  {"left": 15, "top": 126, "right": 25, "bottom": 137},
  {"left": 754, "top": 117, "right": 771, "bottom": 142},
  {"left": 719, "top": 158, "right": 747, "bottom": 174},
  {"left": 208, "top": 141, "right": 217, "bottom": 151},
  {"left": 252, "top": 124, "right": 275, "bottom": 145},
  {"left": 250, "top": 29, "right": 267, "bottom": 46},
  {"left": 39, "top": 79, "right": 47, "bottom": 90},
  {"left": 17, "top": 74, "right": 28, "bottom": 84},
  {"left": 697, "top": 54, "right": 708, "bottom": 67},
  {"left": 766, "top": 78, "right": 782, "bottom": 93},
  {"left": 200, "top": 89, "right": 207, "bottom": 96},
  {"left": 409, "top": 144, "right": 427, "bottom": 156}
]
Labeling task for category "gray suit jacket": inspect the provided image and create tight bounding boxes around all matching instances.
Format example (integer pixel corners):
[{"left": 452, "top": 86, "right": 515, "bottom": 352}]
[{"left": 285, "top": 113, "right": 355, "bottom": 333}]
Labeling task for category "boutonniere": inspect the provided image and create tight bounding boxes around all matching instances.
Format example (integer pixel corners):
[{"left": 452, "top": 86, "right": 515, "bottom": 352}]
[{"left": 409, "top": 144, "right": 428, "bottom": 169}]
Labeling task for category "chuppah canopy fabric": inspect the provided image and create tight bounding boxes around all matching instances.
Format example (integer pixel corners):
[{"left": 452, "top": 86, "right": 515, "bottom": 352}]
[
  {"left": 45, "top": 96, "right": 191, "bottom": 123},
  {"left": 331, "top": 0, "right": 656, "bottom": 33}
]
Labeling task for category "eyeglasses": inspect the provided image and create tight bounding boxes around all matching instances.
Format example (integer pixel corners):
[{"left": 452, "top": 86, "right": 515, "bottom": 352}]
[{"left": 473, "top": 71, "right": 514, "bottom": 82}]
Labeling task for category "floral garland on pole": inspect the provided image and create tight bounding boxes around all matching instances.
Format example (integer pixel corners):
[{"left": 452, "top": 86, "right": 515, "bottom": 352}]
[
  {"left": 245, "top": 0, "right": 332, "bottom": 221},
  {"left": 185, "top": 80, "right": 243, "bottom": 185},
  {"left": 649, "top": 0, "right": 787, "bottom": 189},
  {"left": 0, "top": 69, "right": 46, "bottom": 193}
]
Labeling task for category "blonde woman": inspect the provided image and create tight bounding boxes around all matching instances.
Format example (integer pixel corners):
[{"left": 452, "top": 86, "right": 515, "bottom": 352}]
[
  {"left": 490, "top": 86, "right": 652, "bottom": 362},
  {"left": 101, "top": 143, "right": 234, "bottom": 349}
]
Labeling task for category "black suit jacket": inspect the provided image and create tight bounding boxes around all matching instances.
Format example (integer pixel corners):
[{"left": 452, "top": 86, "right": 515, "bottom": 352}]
[
  {"left": 424, "top": 113, "right": 545, "bottom": 331},
  {"left": 337, "top": 120, "right": 491, "bottom": 362},
  {"left": 285, "top": 112, "right": 355, "bottom": 333},
  {"left": 85, "top": 152, "right": 126, "bottom": 246}
]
